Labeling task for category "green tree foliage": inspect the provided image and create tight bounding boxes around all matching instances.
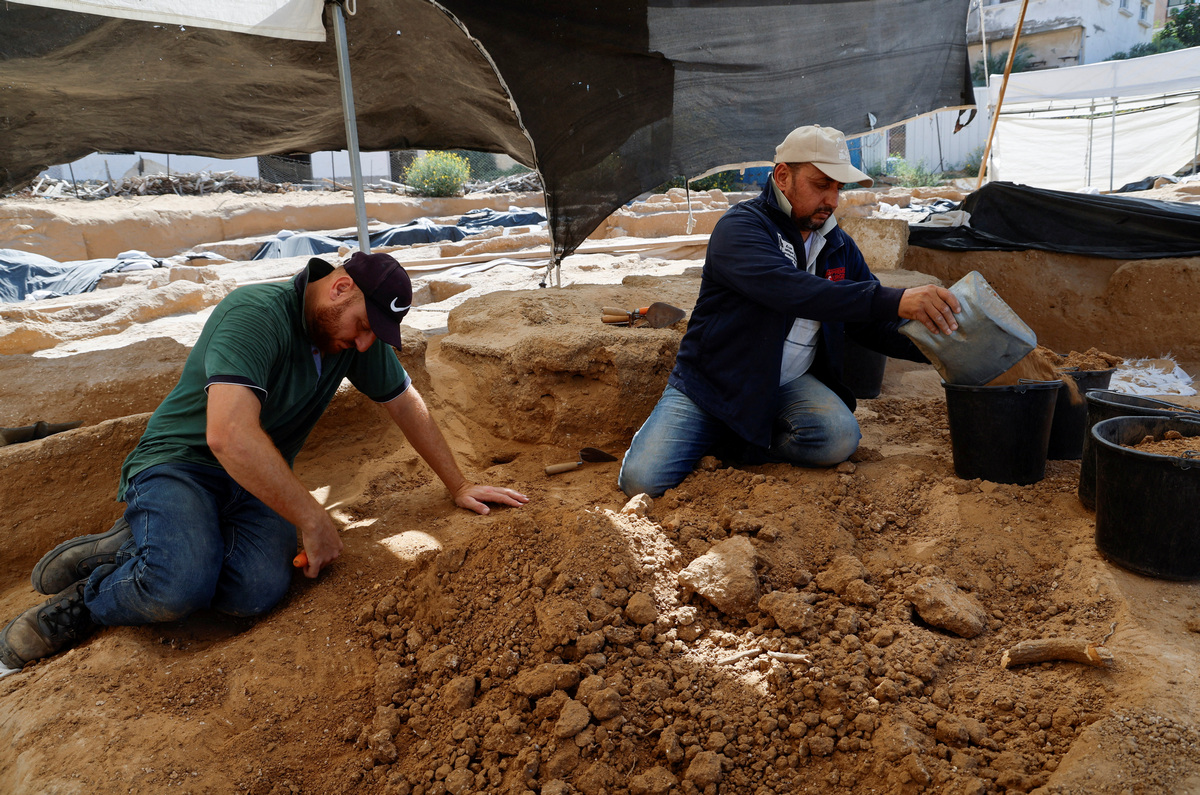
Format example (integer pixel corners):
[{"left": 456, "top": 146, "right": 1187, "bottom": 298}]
[
  {"left": 971, "top": 45, "right": 1034, "bottom": 86},
  {"left": 888, "top": 157, "right": 943, "bottom": 188},
  {"left": 1109, "top": 1, "right": 1197, "bottom": 60},
  {"left": 1108, "top": 37, "right": 1185, "bottom": 60},
  {"left": 653, "top": 171, "right": 743, "bottom": 194},
  {"left": 404, "top": 151, "right": 470, "bottom": 197},
  {"left": 1163, "top": 0, "right": 1200, "bottom": 46}
]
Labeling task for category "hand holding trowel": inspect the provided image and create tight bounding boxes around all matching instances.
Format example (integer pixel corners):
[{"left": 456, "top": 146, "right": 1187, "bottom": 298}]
[
  {"left": 601, "top": 302, "right": 686, "bottom": 328},
  {"left": 545, "top": 447, "right": 618, "bottom": 475}
]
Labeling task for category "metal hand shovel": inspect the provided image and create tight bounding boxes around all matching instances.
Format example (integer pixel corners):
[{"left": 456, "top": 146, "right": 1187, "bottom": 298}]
[
  {"left": 545, "top": 447, "right": 618, "bottom": 475},
  {"left": 601, "top": 302, "right": 686, "bottom": 328}
]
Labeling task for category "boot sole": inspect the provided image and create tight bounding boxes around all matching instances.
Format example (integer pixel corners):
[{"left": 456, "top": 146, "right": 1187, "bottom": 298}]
[{"left": 31, "top": 519, "right": 130, "bottom": 595}]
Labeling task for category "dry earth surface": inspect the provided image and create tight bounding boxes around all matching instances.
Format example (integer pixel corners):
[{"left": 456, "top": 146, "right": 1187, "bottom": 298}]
[{"left": 2, "top": 189, "right": 1200, "bottom": 795}]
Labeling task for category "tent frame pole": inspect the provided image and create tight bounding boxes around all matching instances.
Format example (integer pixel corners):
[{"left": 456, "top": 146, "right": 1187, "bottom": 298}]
[
  {"left": 976, "top": 0, "right": 1031, "bottom": 190},
  {"left": 332, "top": 0, "right": 371, "bottom": 253},
  {"left": 1086, "top": 99, "right": 1095, "bottom": 188},
  {"left": 978, "top": 0, "right": 990, "bottom": 90},
  {"left": 1193, "top": 96, "right": 1199, "bottom": 176},
  {"left": 1109, "top": 97, "right": 1117, "bottom": 192}
]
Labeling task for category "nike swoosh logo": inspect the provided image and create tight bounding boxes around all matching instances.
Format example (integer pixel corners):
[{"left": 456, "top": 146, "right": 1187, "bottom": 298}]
[{"left": 390, "top": 298, "right": 410, "bottom": 313}]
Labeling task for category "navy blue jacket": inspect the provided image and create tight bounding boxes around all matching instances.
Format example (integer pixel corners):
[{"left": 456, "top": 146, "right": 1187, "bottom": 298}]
[{"left": 668, "top": 182, "right": 927, "bottom": 448}]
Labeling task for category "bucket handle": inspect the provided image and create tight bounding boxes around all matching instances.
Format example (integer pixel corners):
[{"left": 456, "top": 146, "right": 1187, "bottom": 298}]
[
  {"left": 1091, "top": 390, "right": 1199, "bottom": 413},
  {"left": 1016, "top": 378, "right": 1063, "bottom": 393},
  {"left": 1170, "top": 417, "right": 1200, "bottom": 470}
]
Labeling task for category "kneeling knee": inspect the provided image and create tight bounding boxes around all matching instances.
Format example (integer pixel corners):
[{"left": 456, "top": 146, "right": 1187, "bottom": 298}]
[{"left": 216, "top": 572, "right": 290, "bottom": 619}]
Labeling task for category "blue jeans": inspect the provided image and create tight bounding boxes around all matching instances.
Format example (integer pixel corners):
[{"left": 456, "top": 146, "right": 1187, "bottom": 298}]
[
  {"left": 85, "top": 462, "right": 296, "bottom": 626},
  {"left": 618, "top": 376, "right": 861, "bottom": 497}
]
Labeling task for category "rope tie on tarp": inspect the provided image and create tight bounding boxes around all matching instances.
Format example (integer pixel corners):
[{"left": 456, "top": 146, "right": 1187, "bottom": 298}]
[
  {"left": 685, "top": 180, "right": 696, "bottom": 234},
  {"left": 542, "top": 255, "right": 562, "bottom": 288}
]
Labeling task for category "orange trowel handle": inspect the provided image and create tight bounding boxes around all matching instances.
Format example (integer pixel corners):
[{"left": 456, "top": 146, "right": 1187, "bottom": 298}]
[{"left": 545, "top": 461, "right": 584, "bottom": 475}]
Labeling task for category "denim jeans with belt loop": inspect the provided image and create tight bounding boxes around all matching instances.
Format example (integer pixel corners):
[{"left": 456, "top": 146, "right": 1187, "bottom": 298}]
[
  {"left": 618, "top": 375, "right": 861, "bottom": 498},
  {"left": 84, "top": 462, "right": 297, "bottom": 626}
]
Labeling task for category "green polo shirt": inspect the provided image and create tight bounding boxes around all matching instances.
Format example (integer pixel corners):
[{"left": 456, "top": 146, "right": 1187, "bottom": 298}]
[{"left": 118, "top": 260, "right": 410, "bottom": 500}]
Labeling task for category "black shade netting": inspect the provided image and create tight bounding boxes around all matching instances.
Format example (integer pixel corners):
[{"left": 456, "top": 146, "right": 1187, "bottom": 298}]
[{"left": 1, "top": 0, "right": 972, "bottom": 260}]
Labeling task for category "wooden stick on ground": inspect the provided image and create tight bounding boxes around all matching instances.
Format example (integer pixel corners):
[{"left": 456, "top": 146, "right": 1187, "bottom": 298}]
[
  {"left": 1000, "top": 638, "right": 1114, "bottom": 669},
  {"left": 718, "top": 649, "right": 764, "bottom": 665}
]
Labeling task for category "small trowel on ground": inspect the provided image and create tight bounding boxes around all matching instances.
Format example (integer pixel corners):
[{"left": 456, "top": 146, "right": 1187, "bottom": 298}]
[
  {"left": 601, "top": 302, "right": 686, "bottom": 328},
  {"left": 545, "top": 447, "right": 618, "bottom": 475}
]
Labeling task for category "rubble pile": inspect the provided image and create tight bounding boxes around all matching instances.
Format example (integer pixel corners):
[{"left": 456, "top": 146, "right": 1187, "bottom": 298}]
[
  {"left": 16, "top": 171, "right": 294, "bottom": 199},
  {"left": 334, "top": 424, "right": 1117, "bottom": 795}
]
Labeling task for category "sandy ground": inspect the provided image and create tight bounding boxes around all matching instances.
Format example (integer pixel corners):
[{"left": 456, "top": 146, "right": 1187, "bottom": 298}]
[{"left": 2, "top": 189, "right": 1200, "bottom": 795}]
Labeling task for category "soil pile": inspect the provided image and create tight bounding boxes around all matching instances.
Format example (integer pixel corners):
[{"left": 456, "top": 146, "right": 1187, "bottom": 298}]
[
  {"left": 1053, "top": 349, "right": 1123, "bottom": 372},
  {"left": 1127, "top": 429, "right": 1199, "bottom": 457}
]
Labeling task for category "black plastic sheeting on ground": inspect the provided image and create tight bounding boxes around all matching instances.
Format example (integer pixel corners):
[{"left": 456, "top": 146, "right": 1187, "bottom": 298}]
[
  {"left": 1, "top": 1, "right": 972, "bottom": 262},
  {"left": 907, "top": 182, "right": 1200, "bottom": 259},
  {"left": 0, "top": 249, "right": 161, "bottom": 302},
  {"left": 252, "top": 208, "right": 548, "bottom": 259},
  {"left": 457, "top": 207, "right": 546, "bottom": 230},
  {"left": 251, "top": 234, "right": 347, "bottom": 261}
]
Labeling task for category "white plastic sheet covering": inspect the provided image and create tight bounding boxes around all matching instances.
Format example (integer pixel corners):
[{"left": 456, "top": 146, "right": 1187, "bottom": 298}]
[
  {"left": 986, "top": 48, "right": 1200, "bottom": 191},
  {"left": 6, "top": 0, "right": 325, "bottom": 41},
  {"left": 993, "top": 94, "right": 1200, "bottom": 191},
  {"left": 988, "top": 47, "right": 1200, "bottom": 105}
]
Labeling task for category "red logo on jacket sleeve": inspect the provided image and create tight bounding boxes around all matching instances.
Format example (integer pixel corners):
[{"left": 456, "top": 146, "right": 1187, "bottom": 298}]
[{"left": 826, "top": 266, "right": 846, "bottom": 282}]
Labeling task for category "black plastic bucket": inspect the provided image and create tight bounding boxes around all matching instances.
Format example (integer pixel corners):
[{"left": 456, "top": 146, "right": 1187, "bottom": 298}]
[
  {"left": 843, "top": 338, "right": 887, "bottom": 399},
  {"left": 1046, "top": 368, "right": 1116, "bottom": 460},
  {"left": 1078, "top": 390, "right": 1197, "bottom": 510},
  {"left": 1092, "top": 416, "right": 1200, "bottom": 580},
  {"left": 943, "top": 381, "right": 1061, "bottom": 485}
]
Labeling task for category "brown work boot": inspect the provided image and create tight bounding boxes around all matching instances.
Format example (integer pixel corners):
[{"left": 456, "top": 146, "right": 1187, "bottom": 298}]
[
  {"left": 0, "top": 580, "right": 94, "bottom": 670},
  {"left": 32, "top": 517, "right": 132, "bottom": 595}
]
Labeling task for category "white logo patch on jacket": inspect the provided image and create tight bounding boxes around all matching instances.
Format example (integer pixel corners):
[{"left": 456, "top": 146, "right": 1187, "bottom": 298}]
[{"left": 777, "top": 234, "right": 797, "bottom": 267}]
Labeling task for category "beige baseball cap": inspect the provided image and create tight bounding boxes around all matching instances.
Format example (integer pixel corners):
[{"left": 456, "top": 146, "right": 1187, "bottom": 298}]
[{"left": 773, "top": 125, "right": 873, "bottom": 187}]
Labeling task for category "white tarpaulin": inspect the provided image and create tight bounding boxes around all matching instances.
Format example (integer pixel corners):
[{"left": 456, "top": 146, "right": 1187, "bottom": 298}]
[
  {"left": 989, "top": 47, "right": 1200, "bottom": 106},
  {"left": 7, "top": 0, "right": 326, "bottom": 41},
  {"left": 986, "top": 47, "right": 1200, "bottom": 191},
  {"left": 993, "top": 94, "right": 1200, "bottom": 191}
]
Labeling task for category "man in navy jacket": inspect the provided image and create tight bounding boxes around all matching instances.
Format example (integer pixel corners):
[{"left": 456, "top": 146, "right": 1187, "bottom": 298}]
[{"left": 619, "top": 125, "right": 959, "bottom": 497}]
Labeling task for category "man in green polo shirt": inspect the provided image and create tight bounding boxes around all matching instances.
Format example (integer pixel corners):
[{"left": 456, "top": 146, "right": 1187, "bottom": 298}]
[{"left": 0, "top": 252, "right": 528, "bottom": 671}]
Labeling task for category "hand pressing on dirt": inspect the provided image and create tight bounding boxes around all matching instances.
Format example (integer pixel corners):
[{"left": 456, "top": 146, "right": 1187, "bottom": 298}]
[
  {"left": 899, "top": 284, "right": 960, "bottom": 335},
  {"left": 451, "top": 482, "right": 530, "bottom": 515}
]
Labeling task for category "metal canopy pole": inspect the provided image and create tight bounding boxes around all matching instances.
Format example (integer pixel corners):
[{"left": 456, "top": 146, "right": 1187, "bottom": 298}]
[
  {"left": 331, "top": 0, "right": 371, "bottom": 253},
  {"left": 1109, "top": 97, "right": 1117, "bottom": 193},
  {"left": 1086, "top": 99, "right": 1095, "bottom": 188},
  {"left": 1194, "top": 96, "right": 1200, "bottom": 175}
]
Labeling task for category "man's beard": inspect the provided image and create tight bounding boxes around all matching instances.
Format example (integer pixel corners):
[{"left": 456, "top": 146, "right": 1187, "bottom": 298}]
[
  {"left": 307, "top": 301, "right": 350, "bottom": 356},
  {"left": 795, "top": 206, "right": 835, "bottom": 232}
]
